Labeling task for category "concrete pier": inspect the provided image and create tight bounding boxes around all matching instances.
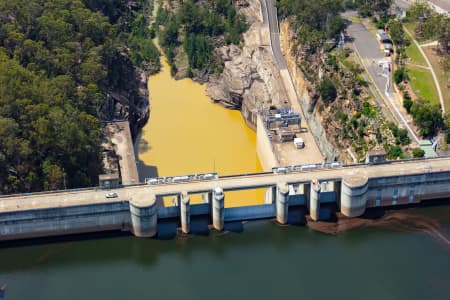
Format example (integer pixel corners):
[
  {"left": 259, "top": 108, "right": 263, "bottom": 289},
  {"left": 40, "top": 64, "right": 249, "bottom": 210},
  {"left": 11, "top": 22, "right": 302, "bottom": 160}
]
[
  {"left": 309, "top": 181, "right": 321, "bottom": 221},
  {"left": 129, "top": 196, "right": 157, "bottom": 237},
  {"left": 180, "top": 191, "right": 190, "bottom": 234},
  {"left": 276, "top": 182, "right": 289, "bottom": 224},
  {"left": 340, "top": 175, "right": 369, "bottom": 217},
  {"left": 333, "top": 181, "right": 342, "bottom": 210},
  {"left": 265, "top": 186, "right": 276, "bottom": 204},
  {"left": 212, "top": 187, "right": 225, "bottom": 231},
  {"left": 201, "top": 192, "right": 212, "bottom": 203}
]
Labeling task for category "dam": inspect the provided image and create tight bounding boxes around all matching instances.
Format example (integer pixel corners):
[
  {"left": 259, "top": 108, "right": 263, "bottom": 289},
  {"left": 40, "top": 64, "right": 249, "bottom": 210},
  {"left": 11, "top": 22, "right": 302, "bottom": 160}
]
[{"left": 1, "top": 156, "right": 450, "bottom": 240}]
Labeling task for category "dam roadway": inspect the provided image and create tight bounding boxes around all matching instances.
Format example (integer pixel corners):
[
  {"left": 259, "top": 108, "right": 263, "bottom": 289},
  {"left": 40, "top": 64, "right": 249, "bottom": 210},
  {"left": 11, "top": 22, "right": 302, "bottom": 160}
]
[{"left": 1, "top": 157, "right": 450, "bottom": 211}]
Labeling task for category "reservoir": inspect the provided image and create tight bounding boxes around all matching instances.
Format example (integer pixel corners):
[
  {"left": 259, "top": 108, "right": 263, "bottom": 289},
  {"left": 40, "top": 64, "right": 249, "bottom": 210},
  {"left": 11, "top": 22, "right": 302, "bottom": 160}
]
[
  {"left": 0, "top": 205, "right": 449, "bottom": 300},
  {"left": 135, "top": 56, "right": 263, "bottom": 207},
  {"left": 1, "top": 53, "right": 449, "bottom": 300}
]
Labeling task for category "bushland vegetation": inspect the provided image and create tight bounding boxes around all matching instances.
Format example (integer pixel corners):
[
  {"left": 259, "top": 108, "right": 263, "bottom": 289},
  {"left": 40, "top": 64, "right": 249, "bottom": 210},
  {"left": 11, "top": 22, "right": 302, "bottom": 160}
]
[
  {"left": 155, "top": 0, "right": 247, "bottom": 77},
  {"left": 0, "top": 0, "right": 159, "bottom": 193}
]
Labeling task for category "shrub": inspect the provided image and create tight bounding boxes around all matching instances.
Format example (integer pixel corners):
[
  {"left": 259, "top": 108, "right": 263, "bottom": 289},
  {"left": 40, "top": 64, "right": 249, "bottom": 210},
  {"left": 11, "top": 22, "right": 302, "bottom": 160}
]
[
  {"left": 317, "top": 78, "right": 337, "bottom": 104},
  {"left": 403, "top": 98, "right": 413, "bottom": 113},
  {"left": 394, "top": 68, "right": 406, "bottom": 84},
  {"left": 412, "top": 148, "right": 425, "bottom": 158},
  {"left": 388, "top": 145, "right": 403, "bottom": 159}
]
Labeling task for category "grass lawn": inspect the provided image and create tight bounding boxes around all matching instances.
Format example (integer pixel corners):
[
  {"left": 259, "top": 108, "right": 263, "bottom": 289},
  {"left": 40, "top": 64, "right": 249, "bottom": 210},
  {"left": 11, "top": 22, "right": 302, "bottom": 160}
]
[
  {"left": 405, "top": 36, "right": 427, "bottom": 66},
  {"left": 403, "top": 22, "right": 433, "bottom": 44},
  {"left": 406, "top": 65, "right": 440, "bottom": 106},
  {"left": 423, "top": 46, "right": 450, "bottom": 111}
]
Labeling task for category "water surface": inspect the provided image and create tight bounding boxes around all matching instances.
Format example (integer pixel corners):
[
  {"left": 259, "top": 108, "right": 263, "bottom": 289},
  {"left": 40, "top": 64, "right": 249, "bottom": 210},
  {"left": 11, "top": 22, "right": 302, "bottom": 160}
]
[
  {"left": 0, "top": 205, "right": 449, "bottom": 300},
  {"left": 136, "top": 56, "right": 263, "bottom": 207}
]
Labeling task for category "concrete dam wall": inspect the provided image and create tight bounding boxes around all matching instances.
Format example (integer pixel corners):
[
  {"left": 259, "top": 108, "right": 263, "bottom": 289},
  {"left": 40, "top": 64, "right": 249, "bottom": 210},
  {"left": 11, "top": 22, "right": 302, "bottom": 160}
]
[
  {"left": 256, "top": 114, "right": 278, "bottom": 171},
  {"left": 1, "top": 166, "right": 450, "bottom": 241}
]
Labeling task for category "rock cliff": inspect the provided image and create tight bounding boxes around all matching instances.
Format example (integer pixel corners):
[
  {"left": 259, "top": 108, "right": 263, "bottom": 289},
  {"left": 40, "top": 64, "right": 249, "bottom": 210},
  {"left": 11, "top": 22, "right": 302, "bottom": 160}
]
[
  {"left": 206, "top": 0, "right": 287, "bottom": 127},
  {"left": 105, "top": 67, "right": 150, "bottom": 140}
]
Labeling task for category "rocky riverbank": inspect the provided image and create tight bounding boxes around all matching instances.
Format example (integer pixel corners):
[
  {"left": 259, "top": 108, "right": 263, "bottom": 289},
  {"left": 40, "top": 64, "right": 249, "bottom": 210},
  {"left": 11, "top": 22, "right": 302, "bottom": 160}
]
[{"left": 205, "top": 0, "right": 288, "bottom": 128}]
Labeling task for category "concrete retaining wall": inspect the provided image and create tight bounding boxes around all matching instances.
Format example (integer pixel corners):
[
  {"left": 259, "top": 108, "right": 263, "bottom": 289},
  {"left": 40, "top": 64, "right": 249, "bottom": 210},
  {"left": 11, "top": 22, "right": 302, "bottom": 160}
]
[
  {"left": 367, "top": 171, "right": 450, "bottom": 207},
  {"left": 0, "top": 202, "right": 130, "bottom": 241},
  {"left": 256, "top": 114, "right": 278, "bottom": 171}
]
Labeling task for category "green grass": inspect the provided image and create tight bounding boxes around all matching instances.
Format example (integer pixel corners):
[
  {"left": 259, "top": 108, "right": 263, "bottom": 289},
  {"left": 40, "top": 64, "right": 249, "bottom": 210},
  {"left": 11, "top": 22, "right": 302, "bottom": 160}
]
[
  {"left": 405, "top": 37, "right": 427, "bottom": 66},
  {"left": 406, "top": 65, "right": 440, "bottom": 105},
  {"left": 403, "top": 22, "right": 433, "bottom": 44},
  {"left": 423, "top": 46, "right": 450, "bottom": 111},
  {"left": 350, "top": 16, "right": 361, "bottom": 23}
]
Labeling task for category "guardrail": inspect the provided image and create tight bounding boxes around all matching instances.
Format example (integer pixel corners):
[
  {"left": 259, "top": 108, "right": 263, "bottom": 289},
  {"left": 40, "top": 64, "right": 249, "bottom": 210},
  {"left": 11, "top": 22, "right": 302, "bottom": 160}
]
[
  {"left": 1, "top": 156, "right": 449, "bottom": 198},
  {"left": 144, "top": 173, "right": 219, "bottom": 185}
]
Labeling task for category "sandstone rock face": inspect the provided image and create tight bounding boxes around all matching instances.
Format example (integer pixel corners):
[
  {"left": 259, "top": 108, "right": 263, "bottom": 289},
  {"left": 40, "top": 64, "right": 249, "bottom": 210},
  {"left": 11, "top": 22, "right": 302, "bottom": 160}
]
[
  {"left": 206, "top": 0, "right": 287, "bottom": 126},
  {"left": 107, "top": 68, "right": 149, "bottom": 139}
]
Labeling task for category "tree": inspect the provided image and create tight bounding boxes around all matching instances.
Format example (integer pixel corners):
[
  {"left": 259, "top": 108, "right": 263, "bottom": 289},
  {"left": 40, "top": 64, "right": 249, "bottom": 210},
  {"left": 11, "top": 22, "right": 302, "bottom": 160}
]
[
  {"left": 0, "top": 0, "right": 153, "bottom": 193},
  {"left": 317, "top": 78, "right": 337, "bottom": 104},
  {"left": 394, "top": 68, "right": 406, "bottom": 84},
  {"left": 412, "top": 148, "right": 425, "bottom": 158},
  {"left": 387, "top": 19, "right": 404, "bottom": 46},
  {"left": 328, "top": 16, "right": 346, "bottom": 40},
  {"left": 441, "top": 54, "right": 450, "bottom": 84},
  {"left": 388, "top": 145, "right": 403, "bottom": 159},
  {"left": 410, "top": 100, "right": 444, "bottom": 137},
  {"left": 371, "top": 0, "right": 393, "bottom": 18},
  {"left": 403, "top": 97, "right": 413, "bottom": 113}
]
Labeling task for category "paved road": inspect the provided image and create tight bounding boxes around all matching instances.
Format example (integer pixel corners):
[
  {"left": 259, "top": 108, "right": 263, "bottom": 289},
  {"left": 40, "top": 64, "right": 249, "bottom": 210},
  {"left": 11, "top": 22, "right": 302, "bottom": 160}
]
[
  {"left": 345, "top": 16, "right": 420, "bottom": 143},
  {"left": 430, "top": 0, "right": 450, "bottom": 12},
  {"left": 395, "top": 0, "right": 411, "bottom": 11},
  {"left": 260, "top": 0, "right": 325, "bottom": 163},
  {"left": 395, "top": 0, "right": 449, "bottom": 13},
  {"left": 262, "top": 0, "right": 287, "bottom": 69},
  {"left": 1, "top": 157, "right": 449, "bottom": 211}
]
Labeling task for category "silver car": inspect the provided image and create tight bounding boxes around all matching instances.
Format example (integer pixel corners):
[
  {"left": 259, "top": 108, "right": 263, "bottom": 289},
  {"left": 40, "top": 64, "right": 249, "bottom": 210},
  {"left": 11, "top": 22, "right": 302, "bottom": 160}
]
[{"left": 105, "top": 192, "right": 118, "bottom": 198}]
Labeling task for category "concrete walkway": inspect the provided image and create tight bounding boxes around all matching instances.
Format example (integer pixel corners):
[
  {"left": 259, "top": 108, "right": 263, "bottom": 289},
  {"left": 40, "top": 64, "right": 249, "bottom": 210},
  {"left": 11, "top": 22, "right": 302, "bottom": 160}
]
[
  {"left": 404, "top": 27, "right": 445, "bottom": 115},
  {"left": 109, "top": 121, "right": 139, "bottom": 185},
  {"left": 420, "top": 40, "right": 439, "bottom": 47}
]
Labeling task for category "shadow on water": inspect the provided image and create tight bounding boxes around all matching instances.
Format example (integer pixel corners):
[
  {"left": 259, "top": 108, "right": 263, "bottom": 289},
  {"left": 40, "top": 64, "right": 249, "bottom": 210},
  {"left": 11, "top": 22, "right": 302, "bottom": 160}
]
[
  {"left": 1, "top": 202, "right": 449, "bottom": 274},
  {"left": 133, "top": 132, "right": 158, "bottom": 181}
]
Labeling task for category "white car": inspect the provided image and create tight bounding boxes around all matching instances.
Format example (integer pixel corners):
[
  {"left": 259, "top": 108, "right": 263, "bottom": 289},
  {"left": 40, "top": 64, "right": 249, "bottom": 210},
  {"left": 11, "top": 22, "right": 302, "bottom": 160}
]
[{"left": 105, "top": 192, "right": 118, "bottom": 198}]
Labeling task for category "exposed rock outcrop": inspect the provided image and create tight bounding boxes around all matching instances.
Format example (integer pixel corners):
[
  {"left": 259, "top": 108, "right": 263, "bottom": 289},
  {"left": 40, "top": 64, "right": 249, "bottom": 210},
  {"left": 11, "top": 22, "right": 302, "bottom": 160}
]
[
  {"left": 104, "top": 68, "right": 150, "bottom": 140},
  {"left": 206, "top": 0, "right": 287, "bottom": 127}
]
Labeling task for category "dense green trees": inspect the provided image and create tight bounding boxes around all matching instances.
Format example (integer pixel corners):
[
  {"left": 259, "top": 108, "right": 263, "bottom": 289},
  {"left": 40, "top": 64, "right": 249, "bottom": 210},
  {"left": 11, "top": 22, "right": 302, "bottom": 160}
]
[
  {"left": 156, "top": 0, "right": 247, "bottom": 76},
  {"left": 277, "top": 0, "right": 345, "bottom": 53},
  {"left": 406, "top": 2, "right": 450, "bottom": 53},
  {"left": 409, "top": 100, "right": 443, "bottom": 137},
  {"left": 0, "top": 0, "right": 158, "bottom": 194}
]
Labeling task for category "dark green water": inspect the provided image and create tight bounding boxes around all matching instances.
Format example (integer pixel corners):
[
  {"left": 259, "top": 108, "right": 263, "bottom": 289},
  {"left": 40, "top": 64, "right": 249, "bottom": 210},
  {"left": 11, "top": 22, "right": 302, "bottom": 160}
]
[{"left": 1, "top": 206, "right": 449, "bottom": 300}]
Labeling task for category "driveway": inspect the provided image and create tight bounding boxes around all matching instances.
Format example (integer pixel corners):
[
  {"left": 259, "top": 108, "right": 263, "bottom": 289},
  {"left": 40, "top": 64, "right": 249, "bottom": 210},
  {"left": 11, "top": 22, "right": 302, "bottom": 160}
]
[
  {"left": 262, "top": 0, "right": 288, "bottom": 69},
  {"left": 345, "top": 16, "right": 420, "bottom": 142},
  {"left": 346, "top": 21, "right": 394, "bottom": 96}
]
